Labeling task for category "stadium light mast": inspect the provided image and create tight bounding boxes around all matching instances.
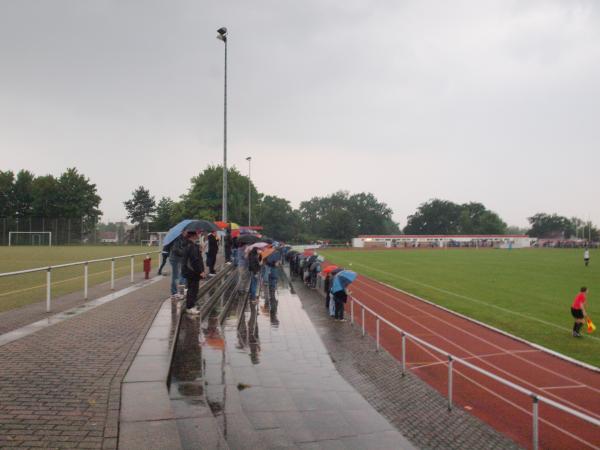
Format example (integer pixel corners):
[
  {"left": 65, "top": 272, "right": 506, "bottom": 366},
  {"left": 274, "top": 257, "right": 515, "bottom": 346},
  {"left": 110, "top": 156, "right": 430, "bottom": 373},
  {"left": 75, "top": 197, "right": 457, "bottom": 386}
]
[
  {"left": 246, "top": 156, "right": 252, "bottom": 226},
  {"left": 217, "top": 27, "right": 228, "bottom": 222}
]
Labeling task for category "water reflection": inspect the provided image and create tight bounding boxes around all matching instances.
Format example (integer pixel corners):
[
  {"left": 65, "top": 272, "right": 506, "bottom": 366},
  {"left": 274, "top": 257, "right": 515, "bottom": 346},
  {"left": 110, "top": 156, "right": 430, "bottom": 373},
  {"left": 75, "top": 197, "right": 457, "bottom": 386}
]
[{"left": 171, "top": 315, "right": 203, "bottom": 398}]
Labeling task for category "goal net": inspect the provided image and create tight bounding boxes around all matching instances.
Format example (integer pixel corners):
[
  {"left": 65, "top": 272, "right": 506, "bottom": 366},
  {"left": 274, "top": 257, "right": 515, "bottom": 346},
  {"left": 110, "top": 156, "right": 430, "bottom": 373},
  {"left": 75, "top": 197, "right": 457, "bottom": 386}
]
[{"left": 8, "top": 231, "right": 52, "bottom": 246}]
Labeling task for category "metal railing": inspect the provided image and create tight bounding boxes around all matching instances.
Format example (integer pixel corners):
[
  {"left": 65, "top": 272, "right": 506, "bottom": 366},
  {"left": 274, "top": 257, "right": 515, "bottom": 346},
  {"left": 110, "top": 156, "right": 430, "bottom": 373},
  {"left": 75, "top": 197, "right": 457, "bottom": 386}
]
[
  {"left": 0, "top": 251, "right": 160, "bottom": 313},
  {"left": 348, "top": 295, "right": 600, "bottom": 450}
]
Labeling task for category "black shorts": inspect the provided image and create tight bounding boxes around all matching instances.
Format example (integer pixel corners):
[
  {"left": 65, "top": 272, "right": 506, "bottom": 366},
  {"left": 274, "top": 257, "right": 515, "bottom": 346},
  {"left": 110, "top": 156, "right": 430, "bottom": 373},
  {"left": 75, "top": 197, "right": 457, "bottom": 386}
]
[{"left": 571, "top": 307, "right": 584, "bottom": 319}]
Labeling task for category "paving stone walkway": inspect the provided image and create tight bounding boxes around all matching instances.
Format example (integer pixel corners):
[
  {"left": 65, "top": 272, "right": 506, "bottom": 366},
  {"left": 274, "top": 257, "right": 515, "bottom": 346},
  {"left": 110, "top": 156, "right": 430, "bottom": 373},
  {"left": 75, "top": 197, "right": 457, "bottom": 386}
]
[
  {"left": 289, "top": 271, "right": 522, "bottom": 450},
  {"left": 0, "top": 276, "right": 170, "bottom": 449}
]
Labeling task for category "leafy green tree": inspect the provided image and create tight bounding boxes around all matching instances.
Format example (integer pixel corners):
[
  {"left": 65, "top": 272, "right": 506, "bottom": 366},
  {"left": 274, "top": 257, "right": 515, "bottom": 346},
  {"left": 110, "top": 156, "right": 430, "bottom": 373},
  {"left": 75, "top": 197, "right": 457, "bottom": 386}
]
[
  {"left": 31, "top": 175, "right": 61, "bottom": 217},
  {"left": 0, "top": 170, "right": 15, "bottom": 217},
  {"left": 56, "top": 168, "right": 102, "bottom": 222},
  {"left": 527, "top": 213, "right": 575, "bottom": 238},
  {"left": 12, "top": 170, "right": 35, "bottom": 218},
  {"left": 348, "top": 192, "right": 400, "bottom": 235},
  {"left": 181, "top": 165, "right": 260, "bottom": 224},
  {"left": 404, "top": 199, "right": 463, "bottom": 234},
  {"left": 124, "top": 186, "right": 156, "bottom": 235},
  {"left": 298, "top": 191, "right": 397, "bottom": 241},
  {"left": 256, "top": 195, "right": 301, "bottom": 242},
  {"left": 404, "top": 199, "right": 506, "bottom": 235},
  {"left": 153, "top": 197, "right": 176, "bottom": 231}
]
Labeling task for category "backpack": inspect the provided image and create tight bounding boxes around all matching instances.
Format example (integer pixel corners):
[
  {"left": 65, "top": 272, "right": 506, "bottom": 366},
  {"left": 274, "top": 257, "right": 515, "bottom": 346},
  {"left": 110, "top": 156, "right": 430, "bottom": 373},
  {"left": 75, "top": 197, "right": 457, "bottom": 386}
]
[{"left": 248, "top": 249, "right": 260, "bottom": 273}]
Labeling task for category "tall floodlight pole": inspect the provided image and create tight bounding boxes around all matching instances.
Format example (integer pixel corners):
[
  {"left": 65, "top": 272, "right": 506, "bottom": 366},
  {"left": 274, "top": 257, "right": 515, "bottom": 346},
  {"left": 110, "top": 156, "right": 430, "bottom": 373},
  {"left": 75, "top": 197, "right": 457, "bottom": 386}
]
[
  {"left": 246, "top": 156, "right": 252, "bottom": 226},
  {"left": 217, "top": 27, "right": 228, "bottom": 222}
]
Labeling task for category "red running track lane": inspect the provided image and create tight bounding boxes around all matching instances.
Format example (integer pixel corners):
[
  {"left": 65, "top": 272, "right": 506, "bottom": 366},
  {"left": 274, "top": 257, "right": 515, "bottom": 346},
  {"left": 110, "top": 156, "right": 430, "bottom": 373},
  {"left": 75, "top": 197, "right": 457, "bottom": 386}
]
[{"left": 346, "top": 274, "right": 600, "bottom": 450}]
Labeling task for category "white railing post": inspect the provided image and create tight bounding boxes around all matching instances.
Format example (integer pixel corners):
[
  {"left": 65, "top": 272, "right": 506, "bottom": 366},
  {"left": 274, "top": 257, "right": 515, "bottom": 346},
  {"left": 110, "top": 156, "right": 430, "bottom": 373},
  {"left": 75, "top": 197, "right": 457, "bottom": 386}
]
[
  {"left": 376, "top": 318, "right": 380, "bottom": 352},
  {"left": 361, "top": 307, "right": 365, "bottom": 336},
  {"left": 110, "top": 258, "right": 115, "bottom": 290},
  {"left": 350, "top": 299, "right": 354, "bottom": 325},
  {"left": 448, "top": 355, "right": 453, "bottom": 411},
  {"left": 130, "top": 256, "right": 134, "bottom": 283},
  {"left": 46, "top": 267, "right": 52, "bottom": 312},
  {"left": 532, "top": 395, "right": 539, "bottom": 450},
  {"left": 401, "top": 332, "right": 406, "bottom": 377},
  {"left": 84, "top": 262, "right": 88, "bottom": 300}
]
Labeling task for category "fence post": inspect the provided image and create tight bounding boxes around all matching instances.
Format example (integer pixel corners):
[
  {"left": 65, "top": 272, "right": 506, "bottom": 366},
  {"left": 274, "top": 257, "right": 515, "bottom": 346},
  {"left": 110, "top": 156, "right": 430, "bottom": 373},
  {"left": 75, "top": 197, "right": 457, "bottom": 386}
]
[
  {"left": 84, "top": 262, "right": 88, "bottom": 300},
  {"left": 350, "top": 299, "right": 354, "bottom": 325},
  {"left": 46, "top": 267, "right": 52, "bottom": 312},
  {"left": 110, "top": 258, "right": 115, "bottom": 290},
  {"left": 376, "top": 318, "right": 380, "bottom": 352},
  {"left": 361, "top": 307, "right": 365, "bottom": 336},
  {"left": 130, "top": 256, "right": 134, "bottom": 283},
  {"left": 532, "top": 395, "right": 539, "bottom": 450},
  {"left": 401, "top": 332, "right": 406, "bottom": 377},
  {"left": 448, "top": 355, "right": 453, "bottom": 411}
]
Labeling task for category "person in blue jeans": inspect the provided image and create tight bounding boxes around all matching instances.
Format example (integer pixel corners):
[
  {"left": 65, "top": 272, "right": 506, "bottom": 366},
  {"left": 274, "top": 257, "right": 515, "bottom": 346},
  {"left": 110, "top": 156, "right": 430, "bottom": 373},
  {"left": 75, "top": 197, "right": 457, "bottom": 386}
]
[
  {"left": 169, "top": 233, "right": 187, "bottom": 298},
  {"left": 247, "top": 247, "right": 260, "bottom": 301}
]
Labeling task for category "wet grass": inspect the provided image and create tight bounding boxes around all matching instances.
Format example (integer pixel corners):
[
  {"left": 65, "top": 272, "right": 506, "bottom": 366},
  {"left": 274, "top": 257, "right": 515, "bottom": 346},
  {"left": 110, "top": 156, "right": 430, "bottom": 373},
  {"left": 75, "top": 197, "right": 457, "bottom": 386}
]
[
  {"left": 320, "top": 248, "right": 600, "bottom": 367},
  {"left": 0, "top": 246, "right": 160, "bottom": 313}
]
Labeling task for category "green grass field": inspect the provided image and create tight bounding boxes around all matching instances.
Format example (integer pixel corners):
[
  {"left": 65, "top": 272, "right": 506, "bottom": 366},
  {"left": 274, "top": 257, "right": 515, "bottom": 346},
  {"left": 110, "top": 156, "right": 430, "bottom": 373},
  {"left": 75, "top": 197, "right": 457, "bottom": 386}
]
[
  {"left": 0, "top": 246, "right": 160, "bottom": 313},
  {"left": 320, "top": 248, "right": 600, "bottom": 367}
]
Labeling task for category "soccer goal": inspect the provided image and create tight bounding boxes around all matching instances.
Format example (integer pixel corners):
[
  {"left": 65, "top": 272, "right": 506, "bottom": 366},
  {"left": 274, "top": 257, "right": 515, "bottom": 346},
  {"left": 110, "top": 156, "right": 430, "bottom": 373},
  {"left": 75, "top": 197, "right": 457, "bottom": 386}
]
[{"left": 8, "top": 231, "right": 52, "bottom": 246}]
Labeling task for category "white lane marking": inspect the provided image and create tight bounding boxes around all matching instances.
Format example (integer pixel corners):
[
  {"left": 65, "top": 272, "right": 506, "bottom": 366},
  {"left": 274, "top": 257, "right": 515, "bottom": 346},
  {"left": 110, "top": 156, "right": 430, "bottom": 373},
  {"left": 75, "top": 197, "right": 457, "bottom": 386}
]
[{"left": 352, "top": 281, "right": 600, "bottom": 417}]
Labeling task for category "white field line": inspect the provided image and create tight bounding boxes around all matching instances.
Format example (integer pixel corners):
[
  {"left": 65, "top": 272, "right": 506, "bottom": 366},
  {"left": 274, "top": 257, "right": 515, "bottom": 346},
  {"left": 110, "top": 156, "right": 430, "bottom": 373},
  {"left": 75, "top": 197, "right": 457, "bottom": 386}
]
[
  {"left": 410, "top": 349, "right": 539, "bottom": 370},
  {"left": 352, "top": 282, "right": 600, "bottom": 417},
  {"left": 351, "top": 288, "right": 598, "bottom": 450},
  {"left": 349, "top": 261, "right": 600, "bottom": 344},
  {"left": 452, "top": 365, "right": 598, "bottom": 450},
  {"left": 542, "top": 385, "right": 587, "bottom": 391}
]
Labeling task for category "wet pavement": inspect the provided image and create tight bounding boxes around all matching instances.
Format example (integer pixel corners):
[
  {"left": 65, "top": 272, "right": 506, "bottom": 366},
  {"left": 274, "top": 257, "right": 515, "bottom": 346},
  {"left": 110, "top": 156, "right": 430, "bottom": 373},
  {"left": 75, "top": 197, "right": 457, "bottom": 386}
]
[
  {"left": 0, "top": 275, "right": 170, "bottom": 450},
  {"left": 169, "top": 270, "right": 415, "bottom": 449},
  {"left": 289, "top": 270, "right": 523, "bottom": 450}
]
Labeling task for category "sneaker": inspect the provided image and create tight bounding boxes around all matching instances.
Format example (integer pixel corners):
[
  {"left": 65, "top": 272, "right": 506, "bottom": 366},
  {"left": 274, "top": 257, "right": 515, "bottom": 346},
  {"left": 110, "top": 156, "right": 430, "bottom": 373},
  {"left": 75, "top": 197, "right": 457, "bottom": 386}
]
[
  {"left": 186, "top": 307, "right": 200, "bottom": 315},
  {"left": 208, "top": 273, "right": 216, "bottom": 277},
  {"left": 338, "top": 318, "right": 347, "bottom": 322},
  {"left": 572, "top": 331, "right": 582, "bottom": 337}
]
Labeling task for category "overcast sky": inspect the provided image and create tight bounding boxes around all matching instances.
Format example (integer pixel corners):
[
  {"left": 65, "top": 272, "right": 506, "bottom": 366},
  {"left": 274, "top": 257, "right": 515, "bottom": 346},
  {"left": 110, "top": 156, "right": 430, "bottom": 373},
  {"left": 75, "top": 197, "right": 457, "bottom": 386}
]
[{"left": 1, "top": 0, "right": 599, "bottom": 228}]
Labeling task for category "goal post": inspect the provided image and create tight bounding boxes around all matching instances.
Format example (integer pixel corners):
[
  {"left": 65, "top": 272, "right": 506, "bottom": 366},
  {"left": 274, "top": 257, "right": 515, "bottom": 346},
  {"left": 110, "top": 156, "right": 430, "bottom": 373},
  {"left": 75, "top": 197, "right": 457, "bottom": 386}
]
[{"left": 8, "top": 231, "right": 52, "bottom": 246}]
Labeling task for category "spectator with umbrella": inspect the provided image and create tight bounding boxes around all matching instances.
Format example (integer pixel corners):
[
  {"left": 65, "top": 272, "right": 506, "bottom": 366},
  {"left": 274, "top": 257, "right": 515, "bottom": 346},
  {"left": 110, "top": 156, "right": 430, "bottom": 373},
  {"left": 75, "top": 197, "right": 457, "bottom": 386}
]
[
  {"left": 330, "top": 270, "right": 357, "bottom": 321},
  {"left": 206, "top": 230, "right": 219, "bottom": 276},
  {"left": 162, "top": 219, "right": 218, "bottom": 298},
  {"left": 180, "top": 231, "right": 205, "bottom": 315}
]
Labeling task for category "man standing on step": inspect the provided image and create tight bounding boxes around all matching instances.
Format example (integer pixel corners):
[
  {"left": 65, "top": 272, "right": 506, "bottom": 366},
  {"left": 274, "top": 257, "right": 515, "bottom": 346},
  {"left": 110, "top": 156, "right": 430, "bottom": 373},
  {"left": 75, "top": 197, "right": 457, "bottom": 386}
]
[
  {"left": 206, "top": 230, "right": 219, "bottom": 276},
  {"left": 181, "top": 231, "right": 205, "bottom": 315}
]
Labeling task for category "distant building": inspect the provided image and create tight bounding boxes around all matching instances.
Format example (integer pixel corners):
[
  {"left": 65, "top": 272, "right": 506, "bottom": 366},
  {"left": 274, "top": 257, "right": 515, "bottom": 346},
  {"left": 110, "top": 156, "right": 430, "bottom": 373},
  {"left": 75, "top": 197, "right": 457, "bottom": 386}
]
[
  {"left": 352, "top": 234, "right": 533, "bottom": 249},
  {"left": 98, "top": 231, "right": 118, "bottom": 244}
]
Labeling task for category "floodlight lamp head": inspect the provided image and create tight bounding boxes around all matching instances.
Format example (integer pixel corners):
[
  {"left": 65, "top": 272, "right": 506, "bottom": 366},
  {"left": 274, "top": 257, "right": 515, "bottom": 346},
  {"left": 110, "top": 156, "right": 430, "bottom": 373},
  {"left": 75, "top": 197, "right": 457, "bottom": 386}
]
[
  {"left": 246, "top": 156, "right": 251, "bottom": 161},
  {"left": 217, "top": 27, "right": 227, "bottom": 41}
]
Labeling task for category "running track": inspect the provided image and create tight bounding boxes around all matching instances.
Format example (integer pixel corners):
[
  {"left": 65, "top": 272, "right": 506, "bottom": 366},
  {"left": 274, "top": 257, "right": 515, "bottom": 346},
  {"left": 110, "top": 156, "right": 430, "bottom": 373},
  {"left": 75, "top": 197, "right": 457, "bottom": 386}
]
[{"left": 344, "top": 274, "right": 600, "bottom": 450}]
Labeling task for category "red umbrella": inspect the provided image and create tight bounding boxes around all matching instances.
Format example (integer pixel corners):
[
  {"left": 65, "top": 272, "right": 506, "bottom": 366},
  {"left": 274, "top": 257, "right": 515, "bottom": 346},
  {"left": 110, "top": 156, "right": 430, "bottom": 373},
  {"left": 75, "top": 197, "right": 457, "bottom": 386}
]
[{"left": 321, "top": 265, "right": 339, "bottom": 276}]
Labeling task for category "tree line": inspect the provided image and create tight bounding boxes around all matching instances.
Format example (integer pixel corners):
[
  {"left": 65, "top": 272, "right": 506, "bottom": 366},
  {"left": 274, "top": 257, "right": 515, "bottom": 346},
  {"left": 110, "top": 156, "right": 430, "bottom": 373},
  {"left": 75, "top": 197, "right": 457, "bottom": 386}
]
[
  {"left": 2, "top": 166, "right": 596, "bottom": 243},
  {"left": 0, "top": 169, "right": 101, "bottom": 224},
  {"left": 123, "top": 165, "right": 400, "bottom": 243}
]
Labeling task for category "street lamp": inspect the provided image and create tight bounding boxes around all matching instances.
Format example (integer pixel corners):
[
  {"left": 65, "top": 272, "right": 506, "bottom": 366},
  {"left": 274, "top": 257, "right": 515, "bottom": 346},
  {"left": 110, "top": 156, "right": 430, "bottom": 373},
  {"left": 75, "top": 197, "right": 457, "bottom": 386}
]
[
  {"left": 246, "top": 156, "right": 252, "bottom": 226},
  {"left": 217, "top": 26, "right": 228, "bottom": 222}
]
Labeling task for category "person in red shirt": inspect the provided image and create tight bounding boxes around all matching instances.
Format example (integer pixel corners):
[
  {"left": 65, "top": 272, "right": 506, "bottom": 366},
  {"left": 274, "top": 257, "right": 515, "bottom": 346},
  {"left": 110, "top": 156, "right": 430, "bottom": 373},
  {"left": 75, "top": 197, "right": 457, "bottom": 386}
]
[{"left": 571, "top": 287, "right": 588, "bottom": 337}]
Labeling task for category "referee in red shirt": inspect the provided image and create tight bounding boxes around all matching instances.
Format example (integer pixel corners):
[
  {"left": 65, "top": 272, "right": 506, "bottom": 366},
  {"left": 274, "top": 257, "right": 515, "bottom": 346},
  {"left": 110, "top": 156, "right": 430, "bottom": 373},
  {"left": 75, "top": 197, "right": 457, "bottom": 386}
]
[{"left": 571, "top": 287, "right": 588, "bottom": 337}]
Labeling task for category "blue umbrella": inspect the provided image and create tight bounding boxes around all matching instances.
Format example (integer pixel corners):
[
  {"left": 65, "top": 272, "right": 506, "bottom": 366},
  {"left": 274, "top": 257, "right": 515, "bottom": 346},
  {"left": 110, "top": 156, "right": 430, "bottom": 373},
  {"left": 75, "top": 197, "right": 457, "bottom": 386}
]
[
  {"left": 163, "top": 220, "right": 193, "bottom": 247},
  {"left": 163, "top": 219, "right": 218, "bottom": 246},
  {"left": 331, "top": 270, "right": 357, "bottom": 293}
]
